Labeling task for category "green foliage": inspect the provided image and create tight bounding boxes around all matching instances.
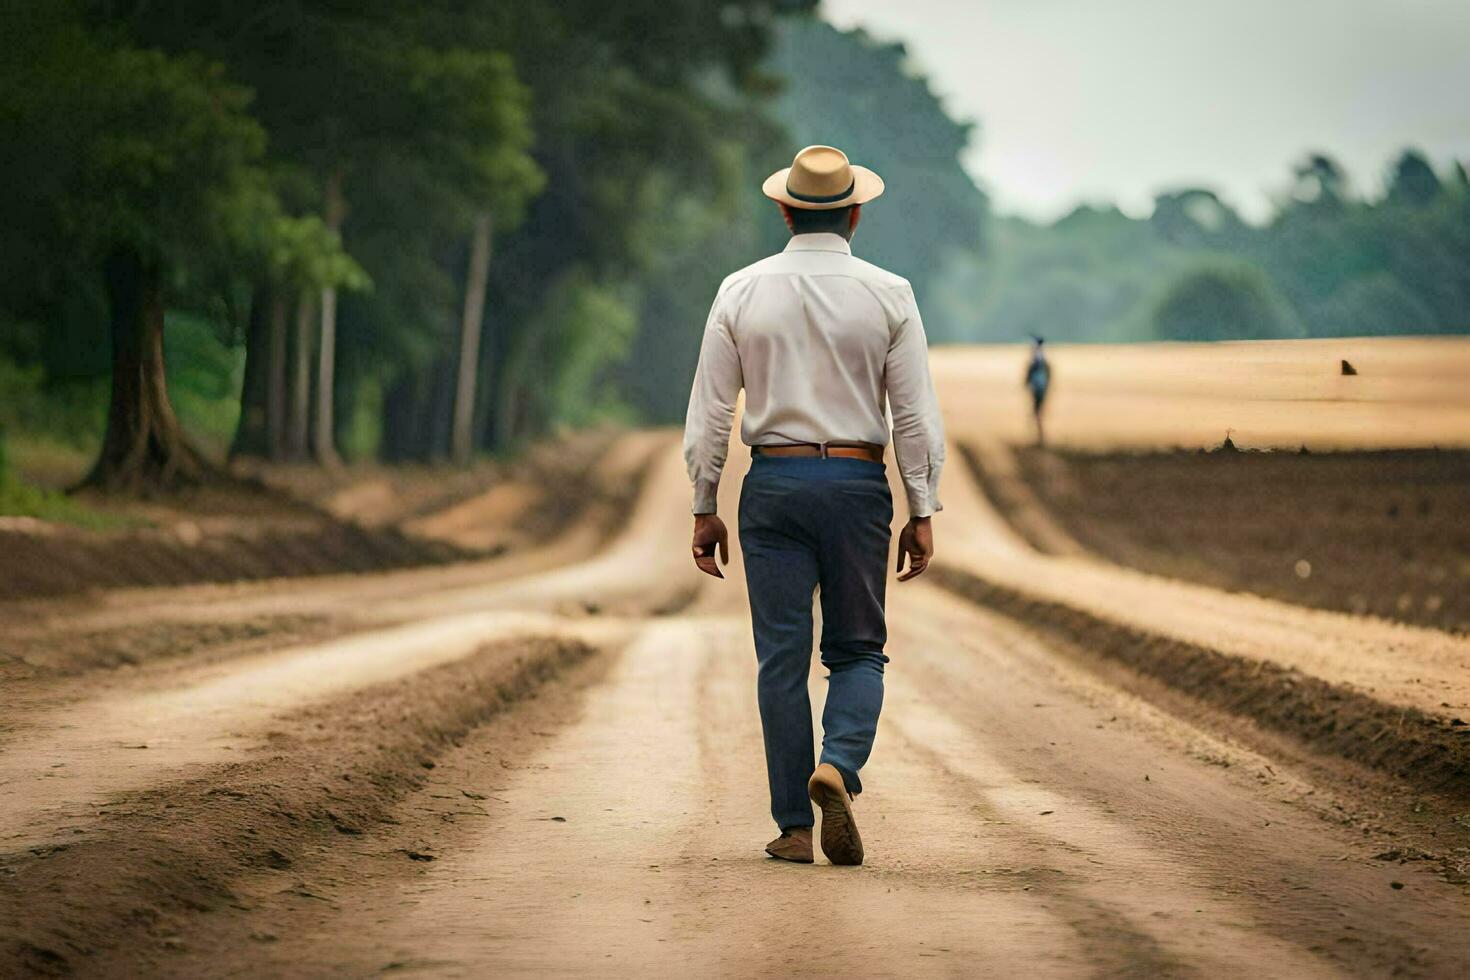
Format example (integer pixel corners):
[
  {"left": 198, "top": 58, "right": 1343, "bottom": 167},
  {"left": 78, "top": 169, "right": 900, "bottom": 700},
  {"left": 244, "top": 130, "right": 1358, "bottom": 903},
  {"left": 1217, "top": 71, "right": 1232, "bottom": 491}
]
[
  {"left": 0, "top": 405, "right": 122, "bottom": 529},
  {"left": 0, "top": 355, "right": 108, "bottom": 450},
  {"left": 0, "top": 314, "right": 246, "bottom": 461},
  {"left": 512, "top": 270, "right": 641, "bottom": 431},
  {"left": 267, "top": 215, "right": 370, "bottom": 295},
  {"left": 163, "top": 313, "right": 246, "bottom": 451},
  {"left": 937, "top": 148, "right": 1470, "bottom": 345},
  {"left": 931, "top": 209, "right": 1192, "bottom": 344},
  {"left": 1314, "top": 273, "right": 1437, "bottom": 336},
  {"left": 1, "top": 11, "right": 271, "bottom": 267},
  {"left": 1151, "top": 261, "right": 1303, "bottom": 341},
  {"left": 401, "top": 46, "right": 544, "bottom": 223},
  {"left": 766, "top": 20, "right": 987, "bottom": 319},
  {"left": 1289, "top": 153, "right": 1351, "bottom": 212},
  {"left": 0, "top": 474, "right": 132, "bottom": 529},
  {"left": 1386, "top": 150, "right": 1442, "bottom": 208},
  {"left": 471, "top": 1, "right": 816, "bottom": 439}
]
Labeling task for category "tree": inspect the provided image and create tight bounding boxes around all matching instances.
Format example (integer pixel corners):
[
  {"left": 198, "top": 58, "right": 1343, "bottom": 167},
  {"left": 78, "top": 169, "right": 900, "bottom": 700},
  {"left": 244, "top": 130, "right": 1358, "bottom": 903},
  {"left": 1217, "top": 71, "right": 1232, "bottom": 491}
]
[
  {"left": 446, "top": 0, "right": 817, "bottom": 445},
  {"left": 766, "top": 20, "right": 988, "bottom": 309},
  {"left": 1289, "top": 153, "right": 1351, "bottom": 212},
  {"left": 1315, "top": 273, "right": 1437, "bottom": 336},
  {"left": 1152, "top": 261, "right": 1303, "bottom": 342},
  {"left": 1, "top": 6, "right": 275, "bottom": 491},
  {"left": 403, "top": 46, "right": 542, "bottom": 466},
  {"left": 1150, "top": 189, "right": 1248, "bottom": 248},
  {"left": 100, "top": 2, "right": 542, "bottom": 466},
  {"left": 1386, "top": 149, "right": 1442, "bottom": 208},
  {"left": 231, "top": 215, "right": 368, "bottom": 460}
]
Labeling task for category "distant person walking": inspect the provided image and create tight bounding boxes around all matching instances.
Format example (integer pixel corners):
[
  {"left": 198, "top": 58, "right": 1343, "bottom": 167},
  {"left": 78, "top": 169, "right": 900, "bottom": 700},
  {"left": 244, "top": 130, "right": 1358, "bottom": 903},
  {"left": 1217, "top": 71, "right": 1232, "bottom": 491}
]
[
  {"left": 682, "top": 145, "right": 945, "bottom": 866},
  {"left": 1025, "top": 335, "right": 1051, "bottom": 445}
]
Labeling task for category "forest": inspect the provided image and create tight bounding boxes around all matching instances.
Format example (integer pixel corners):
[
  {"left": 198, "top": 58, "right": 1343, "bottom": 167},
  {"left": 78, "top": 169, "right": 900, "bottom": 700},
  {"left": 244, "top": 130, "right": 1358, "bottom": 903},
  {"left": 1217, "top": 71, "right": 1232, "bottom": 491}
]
[{"left": 1, "top": 1, "right": 1467, "bottom": 498}]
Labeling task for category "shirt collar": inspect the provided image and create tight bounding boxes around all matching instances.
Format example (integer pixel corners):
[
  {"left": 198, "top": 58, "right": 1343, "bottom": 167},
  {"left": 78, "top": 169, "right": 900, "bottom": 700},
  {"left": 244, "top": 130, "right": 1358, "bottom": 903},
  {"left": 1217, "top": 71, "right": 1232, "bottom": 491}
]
[{"left": 783, "top": 233, "right": 852, "bottom": 256}]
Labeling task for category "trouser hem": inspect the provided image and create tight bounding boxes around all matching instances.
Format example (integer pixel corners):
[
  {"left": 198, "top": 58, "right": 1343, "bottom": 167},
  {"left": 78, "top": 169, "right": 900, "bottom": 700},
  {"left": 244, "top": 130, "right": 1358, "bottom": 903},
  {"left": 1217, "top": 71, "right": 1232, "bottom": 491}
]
[{"left": 824, "top": 759, "right": 863, "bottom": 796}]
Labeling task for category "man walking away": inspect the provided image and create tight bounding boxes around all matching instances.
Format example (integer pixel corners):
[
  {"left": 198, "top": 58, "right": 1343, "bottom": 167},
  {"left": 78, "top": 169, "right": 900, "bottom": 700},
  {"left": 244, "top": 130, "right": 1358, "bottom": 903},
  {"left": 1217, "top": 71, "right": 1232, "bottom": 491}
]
[
  {"left": 1025, "top": 334, "right": 1051, "bottom": 446},
  {"left": 682, "top": 145, "right": 946, "bottom": 866}
]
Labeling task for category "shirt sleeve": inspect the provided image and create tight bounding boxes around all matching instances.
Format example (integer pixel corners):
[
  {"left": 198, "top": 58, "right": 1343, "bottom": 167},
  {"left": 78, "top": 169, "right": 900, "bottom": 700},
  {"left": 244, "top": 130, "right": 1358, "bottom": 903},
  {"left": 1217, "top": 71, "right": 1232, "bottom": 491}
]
[
  {"left": 885, "top": 286, "right": 946, "bottom": 518},
  {"left": 682, "top": 289, "right": 742, "bottom": 515}
]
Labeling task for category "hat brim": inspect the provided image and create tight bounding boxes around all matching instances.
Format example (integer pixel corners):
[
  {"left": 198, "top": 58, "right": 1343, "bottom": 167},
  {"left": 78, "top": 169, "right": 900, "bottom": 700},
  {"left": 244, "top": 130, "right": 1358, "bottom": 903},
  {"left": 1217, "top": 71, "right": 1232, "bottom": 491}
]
[{"left": 762, "top": 164, "right": 885, "bottom": 210}]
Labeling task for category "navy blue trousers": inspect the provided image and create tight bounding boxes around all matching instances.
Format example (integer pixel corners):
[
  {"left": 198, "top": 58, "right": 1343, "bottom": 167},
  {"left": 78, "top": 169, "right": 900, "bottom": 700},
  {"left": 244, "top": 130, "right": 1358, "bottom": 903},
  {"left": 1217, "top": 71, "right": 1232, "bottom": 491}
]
[{"left": 738, "top": 455, "right": 893, "bottom": 831}]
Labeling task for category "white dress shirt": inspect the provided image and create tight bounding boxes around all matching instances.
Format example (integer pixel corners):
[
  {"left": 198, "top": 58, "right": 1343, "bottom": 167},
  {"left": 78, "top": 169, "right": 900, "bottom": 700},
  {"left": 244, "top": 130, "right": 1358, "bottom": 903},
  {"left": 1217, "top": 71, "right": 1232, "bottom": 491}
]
[{"left": 682, "top": 233, "right": 946, "bottom": 518}]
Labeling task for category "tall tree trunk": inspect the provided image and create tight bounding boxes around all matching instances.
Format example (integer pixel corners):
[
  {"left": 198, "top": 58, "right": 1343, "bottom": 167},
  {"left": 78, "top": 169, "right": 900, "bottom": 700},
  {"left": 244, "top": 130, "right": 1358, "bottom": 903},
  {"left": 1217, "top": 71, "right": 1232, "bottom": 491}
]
[
  {"left": 314, "top": 168, "right": 347, "bottom": 467},
  {"left": 83, "top": 248, "right": 202, "bottom": 492},
  {"left": 288, "top": 290, "right": 315, "bottom": 461},
  {"left": 452, "top": 210, "right": 493, "bottom": 466},
  {"left": 314, "top": 282, "right": 340, "bottom": 466},
  {"left": 266, "top": 292, "right": 288, "bottom": 459},
  {"left": 229, "top": 283, "right": 273, "bottom": 460}
]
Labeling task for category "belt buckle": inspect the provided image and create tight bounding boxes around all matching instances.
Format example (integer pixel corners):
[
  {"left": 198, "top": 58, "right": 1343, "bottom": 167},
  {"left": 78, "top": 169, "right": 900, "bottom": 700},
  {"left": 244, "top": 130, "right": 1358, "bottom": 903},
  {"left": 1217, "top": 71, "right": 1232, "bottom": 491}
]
[{"left": 819, "top": 441, "right": 830, "bottom": 459}]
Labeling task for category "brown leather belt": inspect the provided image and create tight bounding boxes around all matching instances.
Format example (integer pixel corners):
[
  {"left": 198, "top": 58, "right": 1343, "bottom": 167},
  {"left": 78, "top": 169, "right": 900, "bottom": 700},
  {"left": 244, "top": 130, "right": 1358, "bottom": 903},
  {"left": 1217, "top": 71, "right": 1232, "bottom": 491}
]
[{"left": 752, "top": 442, "right": 885, "bottom": 463}]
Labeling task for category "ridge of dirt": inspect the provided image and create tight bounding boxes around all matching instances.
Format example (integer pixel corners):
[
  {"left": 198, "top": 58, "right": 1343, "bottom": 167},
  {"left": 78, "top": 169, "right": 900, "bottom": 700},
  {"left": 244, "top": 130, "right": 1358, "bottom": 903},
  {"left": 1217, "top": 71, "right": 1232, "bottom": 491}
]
[
  {"left": 927, "top": 565, "right": 1470, "bottom": 808},
  {"left": 0, "top": 635, "right": 602, "bottom": 977},
  {"left": 956, "top": 442, "right": 1081, "bottom": 557},
  {"left": 0, "top": 614, "right": 342, "bottom": 687},
  {"left": 0, "top": 520, "right": 474, "bottom": 603},
  {"left": 0, "top": 430, "right": 650, "bottom": 605}
]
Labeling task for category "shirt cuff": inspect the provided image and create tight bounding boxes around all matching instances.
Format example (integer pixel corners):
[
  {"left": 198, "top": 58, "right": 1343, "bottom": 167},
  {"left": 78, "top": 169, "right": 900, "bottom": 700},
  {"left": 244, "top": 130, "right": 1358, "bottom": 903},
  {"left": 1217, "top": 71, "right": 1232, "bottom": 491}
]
[
  {"left": 907, "top": 492, "right": 942, "bottom": 519},
  {"left": 692, "top": 480, "right": 720, "bottom": 515}
]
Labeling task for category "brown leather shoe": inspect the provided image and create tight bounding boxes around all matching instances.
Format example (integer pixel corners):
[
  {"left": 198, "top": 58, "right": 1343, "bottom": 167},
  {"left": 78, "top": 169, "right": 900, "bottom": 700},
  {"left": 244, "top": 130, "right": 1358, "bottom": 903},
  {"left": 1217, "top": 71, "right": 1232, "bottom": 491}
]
[
  {"left": 808, "top": 763, "right": 863, "bottom": 866},
  {"left": 765, "top": 827, "right": 813, "bottom": 863}
]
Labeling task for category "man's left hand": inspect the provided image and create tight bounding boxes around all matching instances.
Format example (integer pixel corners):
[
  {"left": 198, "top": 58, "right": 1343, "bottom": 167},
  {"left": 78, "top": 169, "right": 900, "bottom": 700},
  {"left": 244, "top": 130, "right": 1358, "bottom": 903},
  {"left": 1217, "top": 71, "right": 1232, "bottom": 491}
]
[
  {"left": 896, "top": 516, "right": 934, "bottom": 582},
  {"left": 692, "top": 514, "right": 729, "bottom": 579}
]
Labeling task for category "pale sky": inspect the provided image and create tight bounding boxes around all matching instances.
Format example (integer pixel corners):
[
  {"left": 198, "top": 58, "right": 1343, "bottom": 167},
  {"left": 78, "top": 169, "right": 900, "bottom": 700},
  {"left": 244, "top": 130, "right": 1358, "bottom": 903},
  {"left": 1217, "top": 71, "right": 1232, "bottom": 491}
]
[{"left": 822, "top": 0, "right": 1470, "bottom": 223}]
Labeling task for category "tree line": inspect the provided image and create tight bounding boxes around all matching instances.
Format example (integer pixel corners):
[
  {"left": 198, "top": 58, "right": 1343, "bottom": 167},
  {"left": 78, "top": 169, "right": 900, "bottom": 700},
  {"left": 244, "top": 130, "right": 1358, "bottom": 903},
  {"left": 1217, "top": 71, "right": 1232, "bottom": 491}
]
[
  {"left": 935, "top": 148, "right": 1470, "bottom": 344},
  {"left": 1, "top": 6, "right": 989, "bottom": 491},
  {"left": 0, "top": 0, "right": 817, "bottom": 489}
]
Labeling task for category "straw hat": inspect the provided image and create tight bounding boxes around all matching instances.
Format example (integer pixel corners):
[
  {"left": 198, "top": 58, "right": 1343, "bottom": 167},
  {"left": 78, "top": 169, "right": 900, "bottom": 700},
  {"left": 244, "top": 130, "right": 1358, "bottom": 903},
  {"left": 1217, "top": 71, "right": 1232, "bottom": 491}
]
[{"left": 762, "top": 145, "right": 885, "bottom": 210}]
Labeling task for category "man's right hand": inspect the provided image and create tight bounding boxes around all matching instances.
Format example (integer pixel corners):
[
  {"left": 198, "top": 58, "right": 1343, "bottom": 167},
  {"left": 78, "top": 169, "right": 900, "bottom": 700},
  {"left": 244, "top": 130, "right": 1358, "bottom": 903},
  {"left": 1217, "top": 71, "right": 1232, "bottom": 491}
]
[
  {"left": 896, "top": 516, "right": 934, "bottom": 582},
  {"left": 692, "top": 514, "right": 730, "bottom": 579}
]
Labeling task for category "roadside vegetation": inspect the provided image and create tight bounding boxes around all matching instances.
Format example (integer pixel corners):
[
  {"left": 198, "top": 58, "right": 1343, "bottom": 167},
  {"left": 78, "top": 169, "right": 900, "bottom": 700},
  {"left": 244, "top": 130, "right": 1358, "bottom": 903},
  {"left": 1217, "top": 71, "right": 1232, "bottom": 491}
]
[{"left": 0, "top": 2, "right": 988, "bottom": 500}]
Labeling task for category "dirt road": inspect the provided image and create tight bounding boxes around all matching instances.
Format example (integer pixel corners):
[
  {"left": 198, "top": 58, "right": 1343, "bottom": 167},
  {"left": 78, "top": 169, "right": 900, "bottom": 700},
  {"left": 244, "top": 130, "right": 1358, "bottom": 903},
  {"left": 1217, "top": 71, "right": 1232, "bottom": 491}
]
[{"left": 6, "top": 371, "right": 1470, "bottom": 975}]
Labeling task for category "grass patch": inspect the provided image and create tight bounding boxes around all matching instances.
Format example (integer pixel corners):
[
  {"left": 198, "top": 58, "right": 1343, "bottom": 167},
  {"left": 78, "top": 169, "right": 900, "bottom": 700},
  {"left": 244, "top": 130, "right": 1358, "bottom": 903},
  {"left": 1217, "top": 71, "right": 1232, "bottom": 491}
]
[{"left": 0, "top": 471, "right": 136, "bottom": 531}]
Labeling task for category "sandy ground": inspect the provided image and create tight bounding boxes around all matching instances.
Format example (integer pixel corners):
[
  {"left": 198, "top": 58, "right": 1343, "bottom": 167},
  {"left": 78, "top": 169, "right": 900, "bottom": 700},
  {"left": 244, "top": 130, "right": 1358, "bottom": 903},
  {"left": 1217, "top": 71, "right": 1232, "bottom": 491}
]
[
  {"left": 4, "top": 339, "right": 1470, "bottom": 976},
  {"left": 934, "top": 336, "right": 1470, "bottom": 451}
]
